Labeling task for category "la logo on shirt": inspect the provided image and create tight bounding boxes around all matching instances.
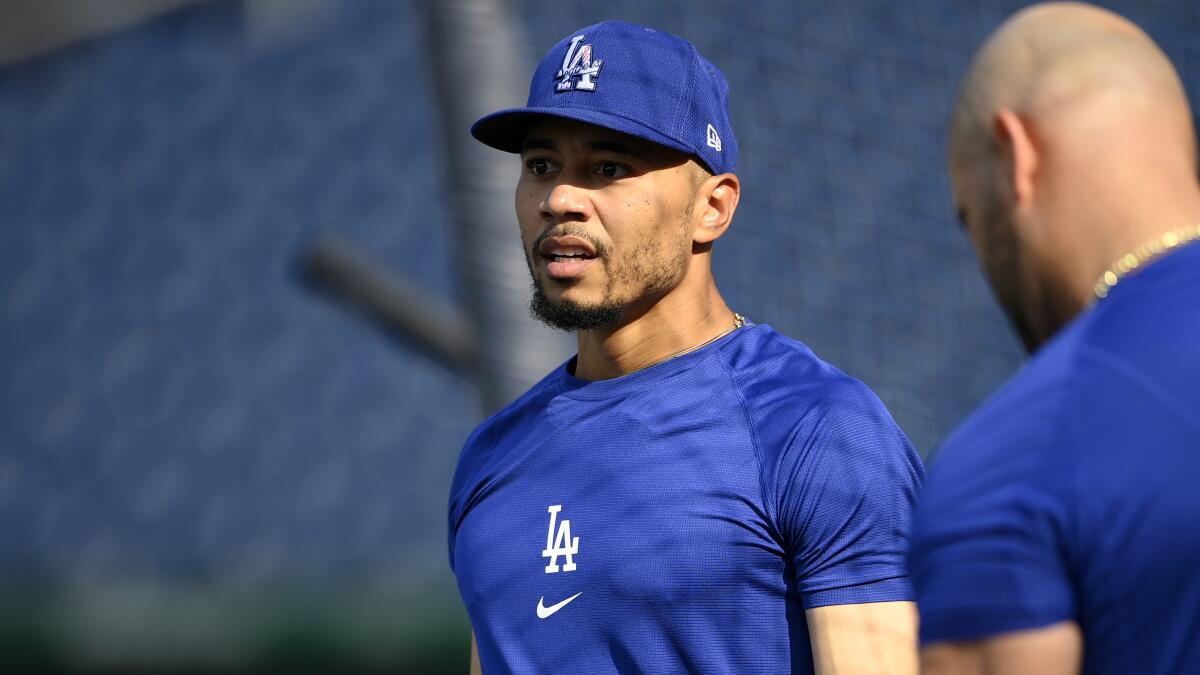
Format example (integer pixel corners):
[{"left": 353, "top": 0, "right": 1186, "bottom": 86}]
[{"left": 542, "top": 504, "right": 579, "bottom": 573}]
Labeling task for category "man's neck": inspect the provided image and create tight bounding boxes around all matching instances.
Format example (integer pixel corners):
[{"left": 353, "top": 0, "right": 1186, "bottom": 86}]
[
  {"left": 1078, "top": 183, "right": 1200, "bottom": 303},
  {"left": 572, "top": 282, "right": 738, "bottom": 381}
]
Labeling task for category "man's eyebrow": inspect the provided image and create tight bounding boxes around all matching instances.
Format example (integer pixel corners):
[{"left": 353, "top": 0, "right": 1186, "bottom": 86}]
[
  {"left": 588, "top": 140, "right": 646, "bottom": 159},
  {"left": 520, "top": 138, "right": 555, "bottom": 153}
]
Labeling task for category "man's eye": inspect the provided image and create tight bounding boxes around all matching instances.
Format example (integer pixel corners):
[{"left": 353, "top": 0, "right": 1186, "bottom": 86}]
[
  {"left": 597, "top": 162, "right": 628, "bottom": 179},
  {"left": 526, "top": 158, "right": 552, "bottom": 175}
]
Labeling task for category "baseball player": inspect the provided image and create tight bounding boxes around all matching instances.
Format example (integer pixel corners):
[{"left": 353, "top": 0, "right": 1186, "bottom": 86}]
[
  {"left": 909, "top": 4, "right": 1200, "bottom": 674},
  {"left": 449, "top": 21, "right": 923, "bottom": 674}
]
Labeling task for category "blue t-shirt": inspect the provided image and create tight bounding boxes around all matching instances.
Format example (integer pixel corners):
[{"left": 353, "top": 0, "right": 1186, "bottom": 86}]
[
  {"left": 908, "top": 241, "right": 1200, "bottom": 674},
  {"left": 448, "top": 323, "right": 923, "bottom": 674}
]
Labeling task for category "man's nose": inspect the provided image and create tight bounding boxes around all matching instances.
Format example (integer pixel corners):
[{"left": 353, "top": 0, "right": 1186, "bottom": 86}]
[{"left": 540, "top": 181, "right": 591, "bottom": 223}]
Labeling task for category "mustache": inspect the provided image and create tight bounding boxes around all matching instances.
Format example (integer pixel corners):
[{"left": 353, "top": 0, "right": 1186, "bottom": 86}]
[{"left": 531, "top": 224, "right": 608, "bottom": 258}]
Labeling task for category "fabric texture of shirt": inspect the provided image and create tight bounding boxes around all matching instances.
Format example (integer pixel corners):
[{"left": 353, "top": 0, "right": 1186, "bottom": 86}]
[
  {"left": 909, "top": 241, "right": 1200, "bottom": 674},
  {"left": 449, "top": 323, "right": 923, "bottom": 674}
]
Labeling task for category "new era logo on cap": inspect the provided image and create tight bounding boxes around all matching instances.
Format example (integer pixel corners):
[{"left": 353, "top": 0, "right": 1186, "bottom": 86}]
[
  {"left": 470, "top": 20, "right": 738, "bottom": 176},
  {"left": 706, "top": 124, "right": 722, "bottom": 151}
]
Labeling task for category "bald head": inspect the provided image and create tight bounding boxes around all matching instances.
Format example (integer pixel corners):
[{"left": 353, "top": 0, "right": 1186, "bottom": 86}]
[{"left": 952, "top": 2, "right": 1194, "bottom": 170}]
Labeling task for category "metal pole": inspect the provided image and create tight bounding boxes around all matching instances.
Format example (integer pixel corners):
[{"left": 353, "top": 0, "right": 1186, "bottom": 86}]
[{"left": 423, "top": 0, "right": 572, "bottom": 414}]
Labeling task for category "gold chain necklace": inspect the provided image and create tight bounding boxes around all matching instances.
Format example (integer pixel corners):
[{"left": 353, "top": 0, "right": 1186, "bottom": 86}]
[
  {"left": 632, "top": 312, "right": 745, "bottom": 373},
  {"left": 1093, "top": 224, "right": 1200, "bottom": 300}
]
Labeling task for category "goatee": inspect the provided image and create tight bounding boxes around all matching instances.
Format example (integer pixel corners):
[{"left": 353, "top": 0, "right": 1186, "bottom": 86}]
[{"left": 529, "top": 278, "right": 625, "bottom": 331}]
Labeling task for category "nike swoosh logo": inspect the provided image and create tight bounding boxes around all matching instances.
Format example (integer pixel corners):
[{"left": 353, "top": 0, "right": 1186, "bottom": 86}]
[{"left": 536, "top": 592, "right": 582, "bottom": 619}]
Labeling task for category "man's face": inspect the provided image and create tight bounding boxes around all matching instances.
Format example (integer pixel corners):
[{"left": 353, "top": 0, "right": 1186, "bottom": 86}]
[
  {"left": 951, "top": 156, "right": 1042, "bottom": 353},
  {"left": 516, "top": 117, "right": 704, "bottom": 331}
]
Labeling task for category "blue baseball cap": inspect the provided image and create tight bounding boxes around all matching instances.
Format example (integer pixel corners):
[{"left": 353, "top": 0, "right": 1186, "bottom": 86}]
[{"left": 471, "top": 20, "right": 738, "bottom": 176}]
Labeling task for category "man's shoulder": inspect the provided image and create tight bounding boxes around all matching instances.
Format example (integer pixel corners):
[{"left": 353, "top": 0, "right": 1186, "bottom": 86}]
[
  {"left": 915, "top": 315, "right": 1098, "bottom": 542},
  {"left": 715, "top": 323, "right": 881, "bottom": 412},
  {"left": 448, "top": 362, "right": 569, "bottom": 500},
  {"left": 474, "top": 362, "right": 569, "bottom": 435},
  {"left": 934, "top": 310, "right": 1093, "bottom": 467},
  {"left": 716, "top": 323, "right": 913, "bottom": 466}
]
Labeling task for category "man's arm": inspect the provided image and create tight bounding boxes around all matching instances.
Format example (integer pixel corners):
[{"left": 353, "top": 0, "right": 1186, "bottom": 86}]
[
  {"left": 774, "top": 388, "right": 923, "bottom": 674},
  {"left": 470, "top": 631, "right": 481, "bottom": 675},
  {"left": 806, "top": 601, "right": 918, "bottom": 675},
  {"left": 920, "top": 621, "right": 1082, "bottom": 675}
]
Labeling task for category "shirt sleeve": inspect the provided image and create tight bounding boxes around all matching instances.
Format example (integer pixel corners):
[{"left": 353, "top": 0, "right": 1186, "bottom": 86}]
[
  {"left": 907, "top": 409, "right": 1077, "bottom": 644},
  {"left": 447, "top": 420, "right": 498, "bottom": 573},
  {"left": 776, "top": 386, "right": 925, "bottom": 609}
]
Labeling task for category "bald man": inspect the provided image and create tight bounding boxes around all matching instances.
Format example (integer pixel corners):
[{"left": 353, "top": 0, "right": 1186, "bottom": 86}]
[{"left": 908, "top": 3, "right": 1200, "bottom": 674}]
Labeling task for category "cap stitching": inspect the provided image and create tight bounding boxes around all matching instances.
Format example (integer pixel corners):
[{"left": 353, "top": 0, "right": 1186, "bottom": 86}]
[{"left": 670, "top": 44, "right": 698, "bottom": 163}]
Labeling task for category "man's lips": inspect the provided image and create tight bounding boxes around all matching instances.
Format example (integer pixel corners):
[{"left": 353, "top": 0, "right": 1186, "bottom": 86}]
[
  {"left": 537, "top": 235, "right": 598, "bottom": 279},
  {"left": 538, "top": 235, "right": 597, "bottom": 258}
]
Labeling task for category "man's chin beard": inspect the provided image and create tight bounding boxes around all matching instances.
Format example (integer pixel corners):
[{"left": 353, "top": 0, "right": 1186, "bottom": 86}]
[
  {"left": 1003, "top": 301, "right": 1042, "bottom": 355},
  {"left": 1002, "top": 275, "right": 1079, "bottom": 356},
  {"left": 529, "top": 281, "right": 626, "bottom": 332}
]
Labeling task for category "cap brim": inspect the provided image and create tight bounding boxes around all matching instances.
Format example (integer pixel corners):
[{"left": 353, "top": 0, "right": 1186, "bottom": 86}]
[{"left": 471, "top": 106, "right": 695, "bottom": 158}]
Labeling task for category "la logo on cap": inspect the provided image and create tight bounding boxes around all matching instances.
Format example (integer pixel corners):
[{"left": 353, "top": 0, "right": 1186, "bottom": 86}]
[{"left": 555, "top": 35, "right": 603, "bottom": 92}]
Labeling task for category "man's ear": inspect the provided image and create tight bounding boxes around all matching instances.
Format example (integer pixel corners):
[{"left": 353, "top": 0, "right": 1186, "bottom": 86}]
[
  {"left": 993, "top": 109, "right": 1039, "bottom": 208},
  {"left": 693, "top": 172, "right": 740, "bottom": 245}
]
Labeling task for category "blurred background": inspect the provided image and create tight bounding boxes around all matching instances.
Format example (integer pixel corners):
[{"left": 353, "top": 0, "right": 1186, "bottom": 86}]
[{"left": 0, "top": 0, "right": 1195, "bottom": 672}]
